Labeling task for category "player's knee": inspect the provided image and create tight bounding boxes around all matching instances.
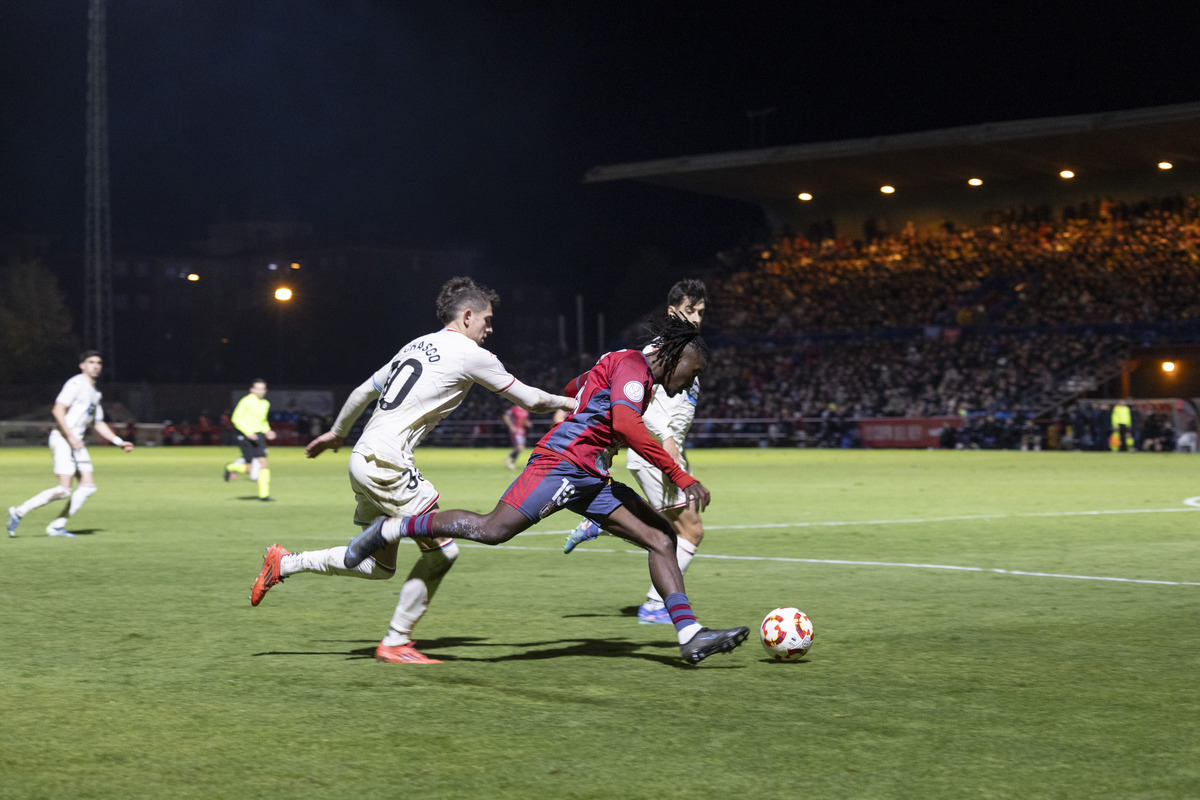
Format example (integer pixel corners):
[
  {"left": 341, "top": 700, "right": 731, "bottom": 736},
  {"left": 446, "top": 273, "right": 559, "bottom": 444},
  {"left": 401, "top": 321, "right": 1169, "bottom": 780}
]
[{"left": 50, "top": 486, "right": 72, "bottom": 501}]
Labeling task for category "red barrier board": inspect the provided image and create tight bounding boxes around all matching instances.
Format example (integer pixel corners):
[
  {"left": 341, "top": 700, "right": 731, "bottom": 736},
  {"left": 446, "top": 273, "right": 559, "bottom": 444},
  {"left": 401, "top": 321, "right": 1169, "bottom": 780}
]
[{"left": 859, "top": 416, "right": 962, "bottom": 449}]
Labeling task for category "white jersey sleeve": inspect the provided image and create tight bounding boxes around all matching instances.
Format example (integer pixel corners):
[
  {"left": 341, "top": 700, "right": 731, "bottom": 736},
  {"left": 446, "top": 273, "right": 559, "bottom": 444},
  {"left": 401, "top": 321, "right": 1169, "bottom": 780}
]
[{"left": 54, "top": 375, "right": 103, "bottom": 440}]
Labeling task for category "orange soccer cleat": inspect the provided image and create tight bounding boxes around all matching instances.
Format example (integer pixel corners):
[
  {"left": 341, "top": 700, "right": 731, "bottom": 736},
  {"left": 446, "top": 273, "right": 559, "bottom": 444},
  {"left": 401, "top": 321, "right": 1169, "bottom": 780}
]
[
  {"left": 374, "top": 641, "right": 443, "bottom": 664},
  {"left": 249, "top": 544, "right": 290, "bottom": 606}
]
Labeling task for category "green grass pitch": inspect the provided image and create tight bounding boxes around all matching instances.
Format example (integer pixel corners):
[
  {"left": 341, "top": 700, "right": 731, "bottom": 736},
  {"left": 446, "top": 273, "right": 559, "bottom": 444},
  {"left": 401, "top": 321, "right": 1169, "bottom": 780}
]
[{"left": 1, "top": 445, "right": 1198, "bottom": 799}]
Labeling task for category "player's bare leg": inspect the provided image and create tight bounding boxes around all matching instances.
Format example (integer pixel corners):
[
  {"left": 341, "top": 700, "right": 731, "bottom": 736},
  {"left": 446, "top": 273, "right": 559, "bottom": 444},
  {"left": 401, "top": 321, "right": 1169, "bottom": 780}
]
[
  {"left": 347, "top": 502, "right": 533, "bottom": 564},
  {"left": 638, "top": 504, "right": 704, "bottom": 623},
  {"left": 596, "top": 487, "right": 746, "bottom": 663}
]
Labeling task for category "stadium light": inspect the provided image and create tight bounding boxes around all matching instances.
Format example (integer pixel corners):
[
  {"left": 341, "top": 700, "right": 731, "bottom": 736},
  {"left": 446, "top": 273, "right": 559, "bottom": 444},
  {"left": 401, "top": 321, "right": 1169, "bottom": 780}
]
[
  {"left": 968, "top": 178, "right": 983, "bottom": 187},
  {"left": 1162, "top": 361, "right": 1176, "bottom": 373},
  {"left": 274, "top": 287, "right": 293, "bottom": 302},
  {"left": 1158, "top": 161, "right": 1174, "bottom": 170},
  {"left": 1059, "top": 170, "right": 1075, "bottom": 179},
  {"left": 186, "top": 273, "right": 200, "bottom": 282},
  {"left": 798, "top": 192, "right": 813, "bottom": 201},
  {"left": 290, "top": 262, "right": 301, "bottom": 269},
  {"left": 880, "top": 185, "right": 895, "bottom": 194}
]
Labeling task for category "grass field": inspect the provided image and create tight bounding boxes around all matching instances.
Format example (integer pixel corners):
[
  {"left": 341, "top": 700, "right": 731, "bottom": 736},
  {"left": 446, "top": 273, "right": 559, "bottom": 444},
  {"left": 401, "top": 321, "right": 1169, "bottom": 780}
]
[{"left": 1, "top": 445, "right": 1198, "bottom": 799}]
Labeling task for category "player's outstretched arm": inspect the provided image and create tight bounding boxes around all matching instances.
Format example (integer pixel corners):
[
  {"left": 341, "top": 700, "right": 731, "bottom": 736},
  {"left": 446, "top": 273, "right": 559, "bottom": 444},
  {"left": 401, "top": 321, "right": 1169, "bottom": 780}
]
[
  {"left": 305, "top": 431, "right": 344, "bottom": 459},
  {"left": 498, "top": 378, "right": 574, "bottom": 414},
  {"left": 612, "top": 404, "right": 708, "bottom": 507},
  {"left": 94, "top": 420, "right": 135, "bottom": 452},
  {"left": 682, "top": 479, "right": 710, "bottom": 511}
]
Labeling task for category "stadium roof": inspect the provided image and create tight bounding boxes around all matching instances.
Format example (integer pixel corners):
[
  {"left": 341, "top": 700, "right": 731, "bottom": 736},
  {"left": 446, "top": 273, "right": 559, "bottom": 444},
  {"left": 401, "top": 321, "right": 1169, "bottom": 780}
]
[{"left": 584, "top": 102, "right": 1200, "bottom": 204}]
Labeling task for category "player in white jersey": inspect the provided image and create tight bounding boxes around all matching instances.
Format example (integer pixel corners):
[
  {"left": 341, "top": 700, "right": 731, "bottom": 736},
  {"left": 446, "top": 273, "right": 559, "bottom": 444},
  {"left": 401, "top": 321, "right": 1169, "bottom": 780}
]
[
  {"left": 563, "top": 280, "right": 708, "bottom": 624},
  {"left": 7, "top": 351, "right": 135, "bottom": 538},
  {"left": 248, "top": 277, "right": 575, "bottom": 663}
]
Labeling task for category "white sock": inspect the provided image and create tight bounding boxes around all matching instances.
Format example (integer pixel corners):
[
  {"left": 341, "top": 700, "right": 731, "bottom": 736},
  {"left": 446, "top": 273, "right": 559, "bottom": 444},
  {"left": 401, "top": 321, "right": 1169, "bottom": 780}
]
[
  {"left": 68, "top": 485, "right": 98, "bottom": 517},
  {"left": 382, "top": 541, "right": 459, "bottom": 647},
  {"left": 249, "top": 461, "right": 261, "bottom": 481},
  {"left": 381, "top": 517, "right": 404, "bottom": 543},
  {"left": 280, "top": 547, "right": 395, "bottom": 579},
  {"left": 15, "top": 485, "right": 71, "bottom": 516},
  {"left": 645, "top": 539, "right": 698, "bottom": 609},
  {"left": 677, "top": 622, "right": 704, "bottom": 644}
]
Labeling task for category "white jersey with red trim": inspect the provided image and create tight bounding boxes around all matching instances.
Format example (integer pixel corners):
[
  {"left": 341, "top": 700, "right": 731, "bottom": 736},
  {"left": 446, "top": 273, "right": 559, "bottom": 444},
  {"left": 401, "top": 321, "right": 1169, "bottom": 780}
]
[
  {"left": 54, "top": 373, "right": 104, "bottom": 440},
  {"left": 353, "top": 328, "right": 516, "bottom": 465}
]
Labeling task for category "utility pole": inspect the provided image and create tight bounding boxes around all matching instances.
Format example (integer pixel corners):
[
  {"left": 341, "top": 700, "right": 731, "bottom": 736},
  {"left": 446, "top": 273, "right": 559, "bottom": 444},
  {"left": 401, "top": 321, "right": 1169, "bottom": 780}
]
[{"left": 85, "top": 0, "right": 115, "bottom": 375}]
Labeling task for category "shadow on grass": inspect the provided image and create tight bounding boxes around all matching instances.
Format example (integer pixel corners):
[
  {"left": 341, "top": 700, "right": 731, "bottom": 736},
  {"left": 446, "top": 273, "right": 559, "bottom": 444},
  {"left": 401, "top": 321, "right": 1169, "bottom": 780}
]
[
  {"left": 254, "top": 635, "right": 743, "bottom": 669},
  {"left": 562, "top": 605, "right": 641, "bottom": 620}
]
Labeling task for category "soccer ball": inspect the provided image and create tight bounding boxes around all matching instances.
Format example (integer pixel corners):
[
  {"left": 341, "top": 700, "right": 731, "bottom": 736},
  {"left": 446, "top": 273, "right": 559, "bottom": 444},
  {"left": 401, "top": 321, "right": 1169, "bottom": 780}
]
[{"left": 760, "top": 607, "right": 814, "bottom": 661}]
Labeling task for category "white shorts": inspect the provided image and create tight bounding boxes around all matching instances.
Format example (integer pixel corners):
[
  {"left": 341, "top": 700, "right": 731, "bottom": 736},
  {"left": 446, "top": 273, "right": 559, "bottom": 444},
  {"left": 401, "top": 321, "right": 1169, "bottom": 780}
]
[
  {"left": 49, "top": 430, "right": 93, "bottom": 476},
  {"left": 348, "top": 451, "right": 439, "bottom": 527},
  {"left": 629, "top": 464, "right": 688, "bottom": 513}
]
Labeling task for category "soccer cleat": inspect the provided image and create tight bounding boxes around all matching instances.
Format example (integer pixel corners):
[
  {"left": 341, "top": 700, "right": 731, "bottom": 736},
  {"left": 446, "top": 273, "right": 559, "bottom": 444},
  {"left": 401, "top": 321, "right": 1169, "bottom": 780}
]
[
  {"left": 250, "top": 544, "right": 290, "bottom": 606},
  {"left": 7, "top": 507, "right": 20, "bottom": 537},
  {"left": 260, "top": 497, "right": 274, "bottom": 502},
  {"left": 504, "top": 454, "right": 516, "bottom": 470},
  {"left": 563, "top": 518, "right": 600, "bottom": 554},
  {"left": 223, "top": 467, "right": 232, "bottom": 482},
  {"left": 344, "top": 516, "right": 388, "bottom": 568},
  {"left": 45, "top": 526, "right": 76, "bottom": 538},
  {"left": 637, "top": 603, "right": 672, "bottom": 625},
  {"left": 679, "top": 626, "right": 751, "bottom": 665},
  {"left": 374, "top": 641, "right": 443, "bottom": 664}
]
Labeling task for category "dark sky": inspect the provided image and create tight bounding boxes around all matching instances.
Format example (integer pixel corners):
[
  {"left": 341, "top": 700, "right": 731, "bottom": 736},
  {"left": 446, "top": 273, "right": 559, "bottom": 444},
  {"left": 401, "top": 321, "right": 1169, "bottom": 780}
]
[{"left": 4, "top": 1, "right": 1200, "bottom": 305}]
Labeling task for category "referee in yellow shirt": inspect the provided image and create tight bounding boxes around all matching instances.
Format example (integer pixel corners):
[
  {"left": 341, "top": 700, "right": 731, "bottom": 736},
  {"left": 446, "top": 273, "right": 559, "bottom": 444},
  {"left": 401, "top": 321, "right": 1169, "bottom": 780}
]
[{"left": 224, "top": 379, "right": 277, "bottom": 501}]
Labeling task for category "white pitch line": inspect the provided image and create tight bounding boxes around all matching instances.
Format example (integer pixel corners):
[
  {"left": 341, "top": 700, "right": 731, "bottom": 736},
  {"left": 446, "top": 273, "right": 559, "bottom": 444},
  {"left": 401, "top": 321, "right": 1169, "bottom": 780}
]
[
  {"left": 458, "top": 544, "right": 1200, "bottom": 587},
  {"left": 519, "top": 505, "right": 1197, "bottom": 536}
]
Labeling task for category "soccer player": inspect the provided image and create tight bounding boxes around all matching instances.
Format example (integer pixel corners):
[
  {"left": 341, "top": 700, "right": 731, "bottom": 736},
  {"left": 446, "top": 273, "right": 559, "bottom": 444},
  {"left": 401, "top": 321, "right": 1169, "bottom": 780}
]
[
  {"left": 341, "top": 315, "right": 750, "bottom": 665},
  {"left": 7, "top": 351, "right": 134, "bottom": 537},
  {"left": 502, "top": 404, "right": 530, "bottom": 469},
  {"left": 249, "top": 277, "right": 575, "bottom": 664},
  {"left": 224, "top": 379, "right": 276, "bottom": 501},
  {"left": 564, "top": 279, "right": 708, "bottom": 625}
]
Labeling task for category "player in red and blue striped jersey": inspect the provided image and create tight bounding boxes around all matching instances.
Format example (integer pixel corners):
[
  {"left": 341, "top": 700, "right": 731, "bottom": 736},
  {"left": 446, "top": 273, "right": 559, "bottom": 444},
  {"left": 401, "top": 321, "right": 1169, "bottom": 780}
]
[{"left": 342, "top": 315, "right": 749, "bottom": 664}]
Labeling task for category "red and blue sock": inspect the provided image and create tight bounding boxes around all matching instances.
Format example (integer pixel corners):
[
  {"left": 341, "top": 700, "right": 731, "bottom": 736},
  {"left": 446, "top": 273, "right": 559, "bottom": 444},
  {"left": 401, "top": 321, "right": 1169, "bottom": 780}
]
[{"left": 665, "top": 592, "right": 703, "bottom": 644}]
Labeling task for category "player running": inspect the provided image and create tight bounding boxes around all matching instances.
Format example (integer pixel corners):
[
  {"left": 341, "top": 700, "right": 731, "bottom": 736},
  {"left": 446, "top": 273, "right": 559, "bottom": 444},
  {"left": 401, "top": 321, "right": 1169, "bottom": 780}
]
[
  {"left": 248, "top": 277, "right": 575, "bottom": 664},
  {"left": 564, "top": 280, "right": 708, "bottom": 625},
  {"left": 7, "top": 351, "right": 134, "bottom": 537},
  {"left": 223, "top": 379, "right": 276, "bottom": 501},
  {"left": 502, "top": 404, "right": 530, "bottom": 469},
  {"left": 342, "top": 315, "right": 750, "bottom": 665}
]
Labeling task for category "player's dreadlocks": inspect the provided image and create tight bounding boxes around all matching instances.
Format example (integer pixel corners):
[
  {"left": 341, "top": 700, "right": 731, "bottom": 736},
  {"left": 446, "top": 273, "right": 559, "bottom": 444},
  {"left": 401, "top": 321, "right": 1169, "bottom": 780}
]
[
  {"left": 436, "top": 277, "right": 500, "bottom": 324},
  {"left": 645, "top": 313, "right": 708, "bottom": 383}
]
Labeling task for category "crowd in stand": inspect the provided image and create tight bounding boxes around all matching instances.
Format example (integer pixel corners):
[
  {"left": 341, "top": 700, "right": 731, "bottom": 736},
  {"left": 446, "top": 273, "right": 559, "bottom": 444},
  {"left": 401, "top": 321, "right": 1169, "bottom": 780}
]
[
  {"left": 709, "top": 194, "right": 1200, "bottom": 336},
  {"left": 672, "top": 194, "right": 1200, "bottom": 449}
]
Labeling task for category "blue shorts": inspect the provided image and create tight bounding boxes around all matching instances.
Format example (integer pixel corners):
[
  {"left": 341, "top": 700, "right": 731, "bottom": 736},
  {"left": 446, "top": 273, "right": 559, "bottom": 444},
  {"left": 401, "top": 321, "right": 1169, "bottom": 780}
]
[{"left": 501, "top": 454, "right": 628, "bottom": 522}]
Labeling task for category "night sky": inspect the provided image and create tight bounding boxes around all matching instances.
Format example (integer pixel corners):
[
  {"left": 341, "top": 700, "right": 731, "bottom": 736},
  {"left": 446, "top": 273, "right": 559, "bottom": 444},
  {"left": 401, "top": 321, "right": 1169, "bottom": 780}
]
[{"left": 4, "top": 2, "right": 1200, "bottom": 311}]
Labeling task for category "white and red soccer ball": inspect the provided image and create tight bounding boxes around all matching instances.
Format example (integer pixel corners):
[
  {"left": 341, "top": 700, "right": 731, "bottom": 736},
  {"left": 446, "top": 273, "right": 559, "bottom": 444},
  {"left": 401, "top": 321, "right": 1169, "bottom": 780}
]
[{"left": 760, "top": 607, "right": 814, "bottom": 661}]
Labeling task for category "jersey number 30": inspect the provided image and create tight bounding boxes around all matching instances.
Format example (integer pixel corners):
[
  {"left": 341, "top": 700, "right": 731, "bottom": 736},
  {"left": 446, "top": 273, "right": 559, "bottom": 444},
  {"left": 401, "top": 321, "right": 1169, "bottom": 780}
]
[{"left": 378, "top": 358, "right": 423, "bottom": 411}]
